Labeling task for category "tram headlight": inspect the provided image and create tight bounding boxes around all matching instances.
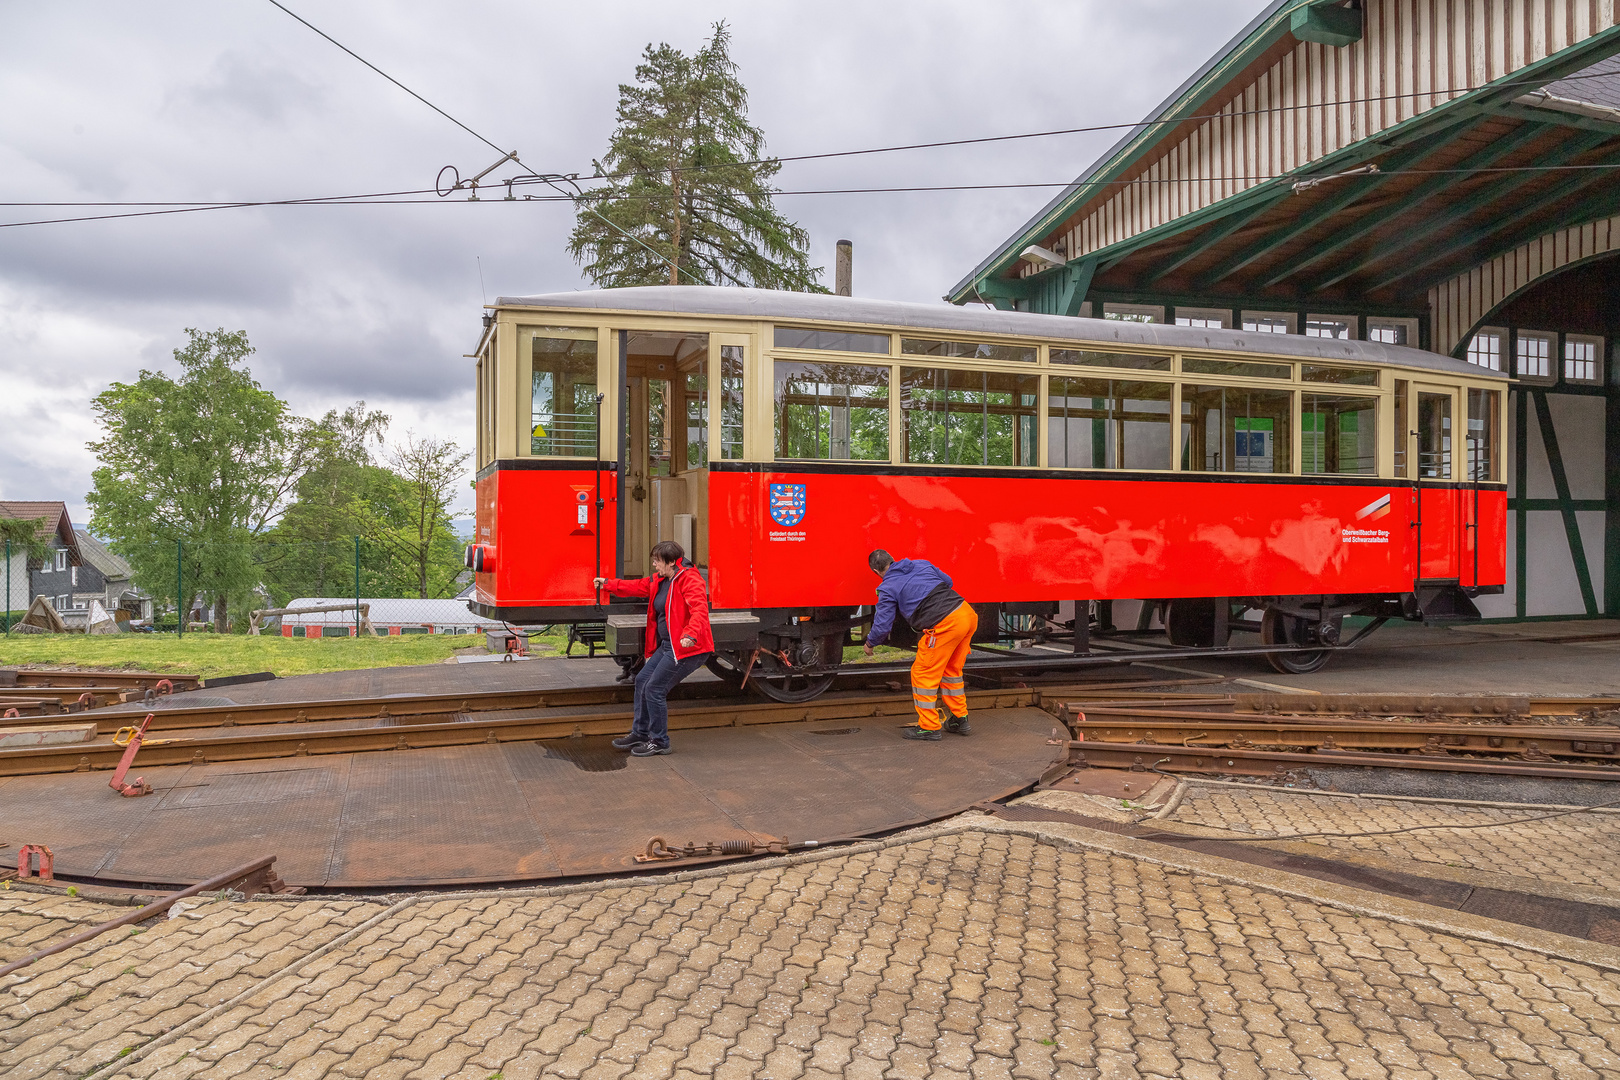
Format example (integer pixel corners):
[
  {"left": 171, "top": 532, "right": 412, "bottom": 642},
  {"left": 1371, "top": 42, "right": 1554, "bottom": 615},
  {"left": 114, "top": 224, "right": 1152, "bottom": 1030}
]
[{"left": 465, "top": 544, "right": 496, "bottom": 573}]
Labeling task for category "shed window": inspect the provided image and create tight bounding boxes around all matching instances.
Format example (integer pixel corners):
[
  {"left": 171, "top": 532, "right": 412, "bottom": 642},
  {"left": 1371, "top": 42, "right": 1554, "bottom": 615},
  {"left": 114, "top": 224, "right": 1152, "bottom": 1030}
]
[
  {"left": 1305, "top": 316, "right": 1353, "bottom": 339},
  {"left": 1182, "top": 386, "right": 1293, "bottom": 474},
  {"left": 1050, "top": 349, "right": 1170, "bottom": 372},
  {"left": 774, "top": 327, "right": 890, "bottom": 354},
  {"left": 1102, "top": 303, "right": 1163, "bottom": 323},
  {"left": 900, "top": 368, "right": 1037, "bottom": 467},
  {"left": 1241, "top": 312, "right": 1294, "bottom": 334},
  {"left": 1565, "top": 335, "right": 1603, "bottom": 384},
  {"left": 901, "top": 338, "right": 1035, "bottom": 364},
  {"left": 1466, "top": 328, "right": 1504, "bottom": 371},
  {"left": 1516, "top": 332, "right": 1553, "bottom": 380},
  {"left": 774, "top": 361, "right": 890, "bottom": 461},
  {"left": 1367, "top": 318, "right": 1417, "bottom": 346},
  {"left": 1467, "top": 389, "right": 1500, "bottom": 482},
  {"left": 1047, "top": 377, "right": 1174, "bottom": 470},
  {"left": 1302, "top": 394, "right": 1377, "bottom": 475},
  {"left": 529, "top": 333, "right": 598, "bottom": 457},
  {"left": 1174, "top": 308, "right": 1230, "bottom": 329}
]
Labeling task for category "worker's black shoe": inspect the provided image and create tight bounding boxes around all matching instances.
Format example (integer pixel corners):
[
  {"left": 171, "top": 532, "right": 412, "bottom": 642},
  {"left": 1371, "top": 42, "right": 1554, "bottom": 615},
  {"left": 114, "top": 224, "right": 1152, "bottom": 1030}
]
[
  {"left": 945, "top": 716, "right": 972, "bottom": 736},
  {"left": 611, "top": 734, "right": 644, "bottom": 751},
  {"left": 631, "top": 742, "right": 672, "bottom": 756},
  {"left": 903, "top": 726, "right": 943, "bottom": 741}
]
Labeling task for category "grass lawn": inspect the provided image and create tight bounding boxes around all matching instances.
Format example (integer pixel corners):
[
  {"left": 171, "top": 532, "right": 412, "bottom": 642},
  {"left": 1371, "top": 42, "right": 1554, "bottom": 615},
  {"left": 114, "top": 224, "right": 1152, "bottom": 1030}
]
[{"left": 0, "top": 629, "right": 566, "bottom": 682}]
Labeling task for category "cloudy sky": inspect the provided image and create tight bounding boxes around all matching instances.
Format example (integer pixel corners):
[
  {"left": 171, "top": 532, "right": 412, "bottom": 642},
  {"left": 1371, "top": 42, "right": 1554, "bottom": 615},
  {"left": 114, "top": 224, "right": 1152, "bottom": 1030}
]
[{"left": 0, "top": 0, "right": 1258, "bottom": 531}]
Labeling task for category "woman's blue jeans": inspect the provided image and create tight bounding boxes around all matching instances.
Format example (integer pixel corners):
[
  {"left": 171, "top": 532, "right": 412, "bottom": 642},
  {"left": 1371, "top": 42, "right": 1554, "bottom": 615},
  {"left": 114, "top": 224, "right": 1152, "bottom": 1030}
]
[{"left": 631, "top": 643, "right": 710, "bottom": 748}]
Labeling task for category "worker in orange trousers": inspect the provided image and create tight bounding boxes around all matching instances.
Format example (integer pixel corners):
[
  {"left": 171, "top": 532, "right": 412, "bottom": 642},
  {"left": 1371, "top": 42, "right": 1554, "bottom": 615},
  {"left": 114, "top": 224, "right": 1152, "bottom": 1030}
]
[{"left": 862, "top": 549, "right": 979, "bottom": 740}]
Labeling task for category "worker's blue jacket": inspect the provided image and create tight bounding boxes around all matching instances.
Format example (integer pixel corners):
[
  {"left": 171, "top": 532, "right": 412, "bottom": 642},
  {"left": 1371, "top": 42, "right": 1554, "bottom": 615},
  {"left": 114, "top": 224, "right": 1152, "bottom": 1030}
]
[{"left": 867, "top": 559, "right": 965, "bottom": 646}]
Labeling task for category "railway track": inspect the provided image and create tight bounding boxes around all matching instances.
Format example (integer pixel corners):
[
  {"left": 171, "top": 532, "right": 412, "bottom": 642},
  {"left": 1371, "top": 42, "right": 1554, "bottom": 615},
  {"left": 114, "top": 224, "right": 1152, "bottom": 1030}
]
[
  {"left": 1048, "top": 694, "right": 1620, "bottom": 783},
  {"left": 0, "top": 686, "right": 1041, "bottom": 777}
]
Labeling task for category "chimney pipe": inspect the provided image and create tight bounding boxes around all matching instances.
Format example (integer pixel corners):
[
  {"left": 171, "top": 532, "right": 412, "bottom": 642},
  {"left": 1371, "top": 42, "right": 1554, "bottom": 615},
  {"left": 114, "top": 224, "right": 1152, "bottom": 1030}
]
[{"left": 835, "top": 240, "right": 853, "bottom": 296}]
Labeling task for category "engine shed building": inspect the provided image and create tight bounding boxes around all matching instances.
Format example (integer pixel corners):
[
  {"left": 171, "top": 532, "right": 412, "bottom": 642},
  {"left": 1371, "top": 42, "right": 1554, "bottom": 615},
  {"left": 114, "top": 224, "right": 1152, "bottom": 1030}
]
[{"left": 950, "top": 0, "right": 1620, "bottom": 621}]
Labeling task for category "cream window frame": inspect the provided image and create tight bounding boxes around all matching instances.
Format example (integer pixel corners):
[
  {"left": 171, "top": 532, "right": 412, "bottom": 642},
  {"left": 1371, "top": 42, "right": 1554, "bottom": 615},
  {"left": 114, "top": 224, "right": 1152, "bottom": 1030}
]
[{"left": 515, "top": 324, "right": 607, "bottom": 460}]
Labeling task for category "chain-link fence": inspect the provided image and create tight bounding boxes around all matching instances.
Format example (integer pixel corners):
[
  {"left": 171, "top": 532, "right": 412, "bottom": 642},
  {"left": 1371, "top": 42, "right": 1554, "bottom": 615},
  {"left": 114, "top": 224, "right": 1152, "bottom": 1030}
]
[{"left": 2, "top": 535, "right": 491, "bottom": 638}]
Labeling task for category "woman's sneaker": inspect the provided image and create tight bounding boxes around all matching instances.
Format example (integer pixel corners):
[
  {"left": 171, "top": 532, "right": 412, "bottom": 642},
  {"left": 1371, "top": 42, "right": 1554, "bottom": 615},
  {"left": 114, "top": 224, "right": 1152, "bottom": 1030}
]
[
  {"left": 631, "top": 742, "right": 672, "bottom": 756},
  {"left": 611, "top": 734, "right": 644, "bottom": 751}
]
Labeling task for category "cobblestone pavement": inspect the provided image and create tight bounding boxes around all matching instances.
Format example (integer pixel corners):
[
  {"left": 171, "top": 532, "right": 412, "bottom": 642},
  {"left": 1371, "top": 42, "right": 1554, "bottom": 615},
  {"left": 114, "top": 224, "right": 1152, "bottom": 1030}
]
[
  {"left": 1166, "top": 784, "right": 1620, "bottom": 894},
  {"left": 5, "top": 823, "right": 1620, "bottom": 1080}
]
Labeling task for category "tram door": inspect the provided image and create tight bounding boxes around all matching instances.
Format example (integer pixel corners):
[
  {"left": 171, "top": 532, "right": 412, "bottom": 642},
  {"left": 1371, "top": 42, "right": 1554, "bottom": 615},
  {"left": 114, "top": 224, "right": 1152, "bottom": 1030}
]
[
  {"left": 1412, "top": 384, "right": 1461, "bottom": 582},
  {"left": 619, "top": 330, "right": 716, "bottom": 577}
]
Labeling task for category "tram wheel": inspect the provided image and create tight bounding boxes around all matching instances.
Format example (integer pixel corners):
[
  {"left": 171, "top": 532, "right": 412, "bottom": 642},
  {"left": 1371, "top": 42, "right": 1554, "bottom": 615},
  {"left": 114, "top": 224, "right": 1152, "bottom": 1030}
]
[
  {"left": 705, "top": 646, "right": 839, "bottom": 703},
  {"left": 1260, "top": 608, "right": 1334, "bottom": 675}
]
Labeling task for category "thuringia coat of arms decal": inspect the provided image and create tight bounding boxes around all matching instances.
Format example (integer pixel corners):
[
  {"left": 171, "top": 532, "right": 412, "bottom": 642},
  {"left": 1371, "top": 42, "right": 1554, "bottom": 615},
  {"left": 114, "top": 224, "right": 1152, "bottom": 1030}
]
[{"left": 768, "top": 483, "right": 807, "bottom": 527}]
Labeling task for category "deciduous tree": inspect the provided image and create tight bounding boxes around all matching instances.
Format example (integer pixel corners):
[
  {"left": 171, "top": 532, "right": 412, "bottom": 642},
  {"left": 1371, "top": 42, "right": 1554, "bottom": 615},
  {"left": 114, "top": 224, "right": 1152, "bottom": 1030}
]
[
  {"left": 86, "top": 328, "right": 324, "bottom": 631},
  {"left": 568, "top": 22, "right": 824, "bottom": 292}
]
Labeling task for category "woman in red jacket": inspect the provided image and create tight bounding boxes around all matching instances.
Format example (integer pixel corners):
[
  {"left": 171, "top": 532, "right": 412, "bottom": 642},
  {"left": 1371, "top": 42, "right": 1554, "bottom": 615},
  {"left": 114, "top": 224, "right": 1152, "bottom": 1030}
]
[{"left": 593, "top": 540, "right": 714, "bottom": 756}]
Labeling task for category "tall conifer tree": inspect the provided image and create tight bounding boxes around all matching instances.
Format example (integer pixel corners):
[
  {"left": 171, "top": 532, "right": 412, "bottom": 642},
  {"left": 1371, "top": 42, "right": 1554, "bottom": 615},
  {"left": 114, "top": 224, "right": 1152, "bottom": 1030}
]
[{"left": 568, "top": 23, "right": 824, "bottom": 291}]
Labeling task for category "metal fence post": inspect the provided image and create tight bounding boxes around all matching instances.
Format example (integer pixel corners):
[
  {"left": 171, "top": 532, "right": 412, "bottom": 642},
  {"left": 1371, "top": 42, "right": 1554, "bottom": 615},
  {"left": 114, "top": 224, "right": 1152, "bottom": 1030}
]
[
  {"left": 4, "top": 537, "right": 10, "bottom": 635},
  {"left": 176, "top": 540, "right": 183, "bottom": 639},
  {"left": 354, "top": 535, "right": 361, "bottom": 637}
]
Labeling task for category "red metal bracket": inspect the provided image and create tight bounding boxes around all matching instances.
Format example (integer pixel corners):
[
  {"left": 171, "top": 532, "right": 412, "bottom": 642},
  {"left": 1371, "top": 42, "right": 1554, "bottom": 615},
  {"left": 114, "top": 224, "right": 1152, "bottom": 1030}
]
[
  {"left": 17, "top": 844, "right": 53, "bottom": 881},
  {"left": 109, "top": 713, "right": 155, "bottom": 797}
]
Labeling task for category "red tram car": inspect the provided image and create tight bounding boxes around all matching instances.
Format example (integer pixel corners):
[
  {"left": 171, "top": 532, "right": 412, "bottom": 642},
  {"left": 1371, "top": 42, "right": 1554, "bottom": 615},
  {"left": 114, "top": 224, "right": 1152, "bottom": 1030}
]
[{"left": 466, "top": 287, "right": 1507, "bottom": 700}]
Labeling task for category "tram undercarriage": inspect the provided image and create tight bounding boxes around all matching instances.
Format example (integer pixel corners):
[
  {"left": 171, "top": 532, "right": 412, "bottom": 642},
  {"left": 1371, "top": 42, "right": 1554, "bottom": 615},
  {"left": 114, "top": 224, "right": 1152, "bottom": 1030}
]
[{"left": 593, "top": 584, "right": 1496, "bottom": 702}]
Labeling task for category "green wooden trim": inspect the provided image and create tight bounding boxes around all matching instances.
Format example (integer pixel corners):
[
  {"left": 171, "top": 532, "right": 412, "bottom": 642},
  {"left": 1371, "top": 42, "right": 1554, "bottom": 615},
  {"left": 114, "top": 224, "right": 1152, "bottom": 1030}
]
[
  {"left": 1531, "top": 389, "right": 1600, "bottom": 616},
  {"left": 1258, "top": 123, "right": 1552, "bottom": 288},
  {"left": 1492, "top": 101, "right": 1620, "bottom": 137},
  {"left": 1312, "top": 132, "right": 1613, "bottom": 292},
  {"left": 1058, "top": 258, "right": 1098, "bottom": 317},
  {"left": 1141, "top": 200, "right": 1282, "bottom": 285},
  {"left": 1195, "top": 137, "right": 1466, "bottom": 291},
  {"left": 1515, "top": 388, "right": 1528, "bottom": 618},
  {"left": 1366, "top": 154, "right": 1620, "bottom": 293},
  {"left": 1291, "top": 3, "right": 1361, "bottom": 46},
  {"left": 1085, "top": 288, "right": 1423, "bottom": 319},
  {"left": 1393, "top": 181, "right": 1620, "bottom": 301},
  {"left": 947, "top": 24, "right": 1620, "bottom": 306}
]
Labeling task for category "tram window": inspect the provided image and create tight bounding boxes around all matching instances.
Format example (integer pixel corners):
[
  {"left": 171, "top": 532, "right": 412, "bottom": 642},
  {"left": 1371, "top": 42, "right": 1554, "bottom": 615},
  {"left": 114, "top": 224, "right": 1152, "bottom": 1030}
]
[
  {"left": 774, "top": 361, "right": 890, "bottom": 461},
  {"left": 900, "top": 368, "right": 1038, "bottom": 467},
  {"left": 773, "top": 326, "right": 890, "bottom": 354},
  {"left": 1393, "top": 380, "right": 1409, "bottom": 478},
  {"left": 1301, "top": 394, "right": 1377, "bottom": 475},
  {"left": 1182, "top": 356, "right": 1293, "bottom": 380},
  {"left": 1047, "top": 377, "right": 1173, "bottom": 470},
  {"left": 901, "top": 338, "right": 1035, "bottom": 364},
  {"left": 720, "top": 345, "right": 744, "bottom": 460},
  {"left": 1050, "top": 349, "right": 1170, "bottom": 372},
  {"left": 1417, "top": 392, "right": 1452, "bottom": 479},
  {"left": 1181, "top": 385, "right": 1293, "bottom": 474},
  {"left": 1467, "top": 389, "right": 1500, "bottom": 482},
  {"left": 683, "top": 366, "right": 708, "bottom": 469},
  {"left": 529, "top": 334, "right": 598, "bottom": 457},
  {"left": 1302, "top": 365, "right": 1379, "bottom": 386}
]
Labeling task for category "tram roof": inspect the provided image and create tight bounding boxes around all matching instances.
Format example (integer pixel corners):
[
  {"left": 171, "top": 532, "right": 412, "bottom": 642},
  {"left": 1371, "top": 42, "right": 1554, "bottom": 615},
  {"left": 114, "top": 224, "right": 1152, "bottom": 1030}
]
[{"left": 495, "top": 286, "right": 1506, "bottom": 381}]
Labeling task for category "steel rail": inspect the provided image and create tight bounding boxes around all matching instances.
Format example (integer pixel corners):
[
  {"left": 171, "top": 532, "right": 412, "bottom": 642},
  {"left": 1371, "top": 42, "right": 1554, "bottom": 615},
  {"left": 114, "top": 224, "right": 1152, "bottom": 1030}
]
[
  {"left": 1065, "top": 742, "right": 1620, "bottom": 781},
  {"left": 0, "top": 689, "right": 1038, "bottom": 777},
  {"left": 1066, "top": 716, "right": 1620, "bottom": 760},
  {"left": 5, "top": 670, "right": 200, "bottom": 691},
  {"left": 0, "top": 856, "right": 279, "bottom": 979}
]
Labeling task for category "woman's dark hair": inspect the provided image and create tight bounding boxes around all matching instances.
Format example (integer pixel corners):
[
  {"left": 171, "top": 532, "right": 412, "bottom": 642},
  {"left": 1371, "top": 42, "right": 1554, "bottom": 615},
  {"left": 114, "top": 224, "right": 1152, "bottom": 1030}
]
[{"left": 650, "top": 540, "right": 685, "bottom": 565}]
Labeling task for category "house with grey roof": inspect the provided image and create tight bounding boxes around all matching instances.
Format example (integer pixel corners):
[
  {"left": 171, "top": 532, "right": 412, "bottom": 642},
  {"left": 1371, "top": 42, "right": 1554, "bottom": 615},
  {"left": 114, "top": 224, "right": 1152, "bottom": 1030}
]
[{"left": 0, "top": 501, "right": 80, "bottom": 618}]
